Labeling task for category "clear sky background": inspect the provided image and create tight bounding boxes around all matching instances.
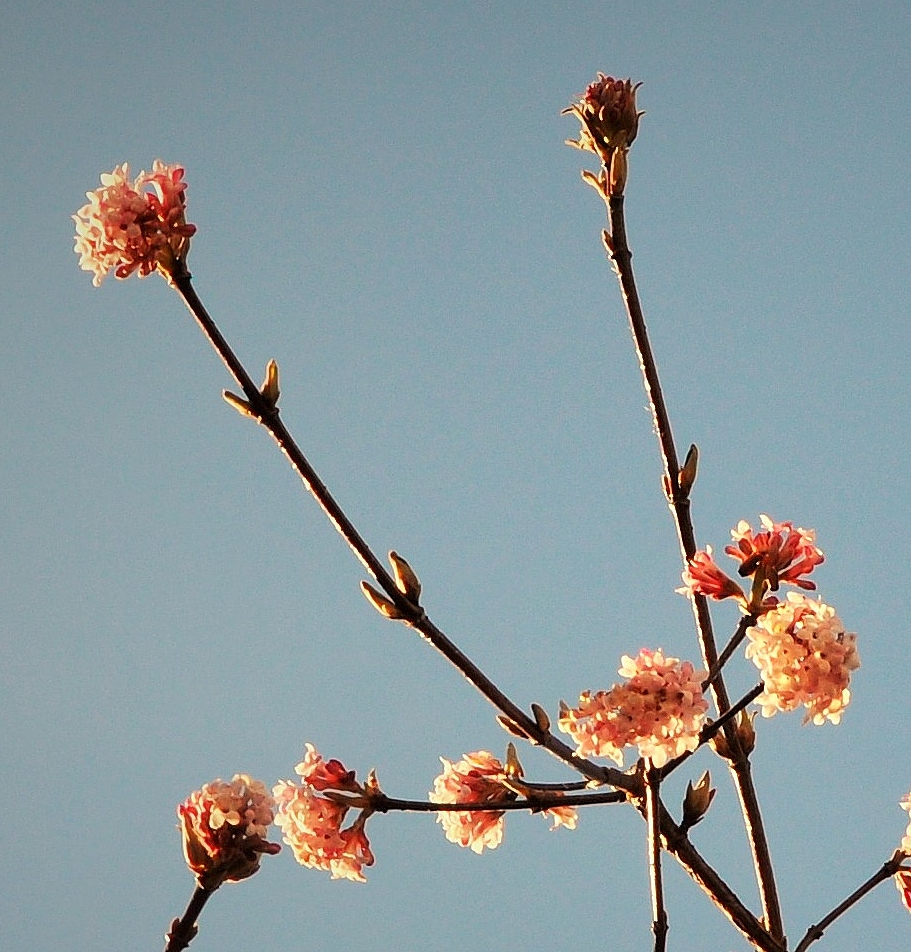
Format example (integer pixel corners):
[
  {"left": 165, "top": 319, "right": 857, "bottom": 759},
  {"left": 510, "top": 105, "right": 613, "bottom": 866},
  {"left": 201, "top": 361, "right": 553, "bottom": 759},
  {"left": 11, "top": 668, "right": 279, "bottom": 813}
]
[{"left": 3, "top": 2, "right": 911, "bottom": 950}]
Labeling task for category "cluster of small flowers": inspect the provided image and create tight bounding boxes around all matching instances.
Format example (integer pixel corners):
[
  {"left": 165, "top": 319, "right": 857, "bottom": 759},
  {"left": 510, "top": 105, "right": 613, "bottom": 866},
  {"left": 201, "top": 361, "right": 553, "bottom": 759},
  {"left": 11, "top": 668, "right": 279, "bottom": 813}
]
[
  {"left": 73, "top": 160, "right": 195, "bottom": 286},
  {"left": 745, "top": 593, "right": 859, "bottom": 725},
  {"left": 428, "top": 750, "right": 576, "bottom": 854},
  {"left": 558, "top": 649, "right": 708, "bottom": 768},
  {"left": 178, "top": 774, "right": 280, "bottom": 888},
  {"left": 272, "top": 744, "right": 374, "bottom": 883},
  {"left": 564, "top": 74, "right": 641, "bottom": 158},
  {"left": 680, "top": 515, "right": 824, "bottom": 610}
]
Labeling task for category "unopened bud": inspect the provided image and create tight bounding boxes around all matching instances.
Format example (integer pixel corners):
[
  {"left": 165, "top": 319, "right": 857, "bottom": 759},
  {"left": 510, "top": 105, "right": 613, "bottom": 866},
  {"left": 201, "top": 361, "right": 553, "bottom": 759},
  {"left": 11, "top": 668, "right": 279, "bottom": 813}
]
[
  {"left": 609, "top": 148, "right": 628, "bottom": 196},
  {"left": 505, "top": 742, "right": 524, "bottom": 779},
  {"left": 708, "top": 725, "right": 731, "bottom": 761},
  {"left": 531, "top": 703, "right": 551, "bottom": 733},
  {"left": 388, "top": 550, "right": 421, "bottom": 602},
  {"left": 679, "top": 443, "right": 699, "bottom": 496},
  {"left": 497, "top": 714, "right": 530, "bottom": 740},
  {"left": 735, "top": 709, "right": 756, "bottom": 755},
  {"left": 222, "top": 390, "right": 254, "bottom": 418},
  {"left": 360, "top": 581, "right": 404, "bottom": 620},
  {"left": 260, "top": 359, "right": 280, "bottom": 407},
  {"left": 681, "top": 771, "right": 716, "bottom": 832}
]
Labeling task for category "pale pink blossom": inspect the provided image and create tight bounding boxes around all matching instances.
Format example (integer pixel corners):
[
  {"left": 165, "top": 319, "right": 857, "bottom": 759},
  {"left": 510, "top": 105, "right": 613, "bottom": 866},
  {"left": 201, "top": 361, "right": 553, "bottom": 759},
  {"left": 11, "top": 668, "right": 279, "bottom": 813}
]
[
  {"left": 273, "top": 747, "right": 374, "bottom": 882},
  {"left": 428, "top": 750, "right": 577, "bottom": 851},
  {"left": 178, "top": 774, "right": 280, "bottom": 888},
  {"left": 745, "top": 593, "right": 859, "bottom": 724},
  {"left": 429, "top": 751, "right": 512, "bottom": 853},
  {"left": 559, "top": 649, "right": 708, "bottom": 768},
  {"left": 73, "top": 160, "right": 195, "bottom": 286},
  {"left": 725, "top": 514, "right": 824, "bottom": 592}
]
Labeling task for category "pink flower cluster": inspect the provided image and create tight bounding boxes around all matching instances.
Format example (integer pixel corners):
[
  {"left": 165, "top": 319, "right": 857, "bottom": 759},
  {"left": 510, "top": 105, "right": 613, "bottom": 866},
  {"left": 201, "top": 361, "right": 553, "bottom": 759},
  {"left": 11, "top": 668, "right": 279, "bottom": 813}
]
[
  {"left": 178, "top": 774, "right": 280, "bottom": 888},
  {"left": 73, "top": 160, "right": 196, "bottom": 286},
  {"left": 566, "top": 74, "right": 641, "bottom": 157},
  {"left": 745, "top": 593, "right": 859, "bottom": 724},
  {"left": 429, "top": 751, "right": 577, "bottom": 854},
  {"left": 559, "top": 649, "right": 708, "bottom": 768},
  {"left": 272, "top": 744, "right": 374, "bottom": 882},
  {"left": 680, "top": 515, "right": 824, "bottom": 610}
]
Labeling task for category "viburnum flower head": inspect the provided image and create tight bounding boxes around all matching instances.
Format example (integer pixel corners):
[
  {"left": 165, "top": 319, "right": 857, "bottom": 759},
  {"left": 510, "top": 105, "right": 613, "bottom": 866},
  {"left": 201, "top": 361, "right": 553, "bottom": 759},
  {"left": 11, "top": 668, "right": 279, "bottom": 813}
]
[
  {"left": 680, "top": 515, "right": 825, "bottom": 612},
  {"left": 558, "top": 649, "right": 708, "bottom": 768},
  {"left": 73, "top": 160, "right": 196, "bottom": 286},
  {"left": 745, "top": 593, "right": 859, "bottom": 725},
  {"left": 178, "top": 774, "right": 280, "bottom": 889},
  {"left": 726, "top": 514, "right": 824, "bottom": 592},
  {"left": 429, "top": 750, "right": 577, "bottom": 854},
  {"left": 272, "top": 745, "right": 375, "bottom": 883},
  {"left": 565, "top": 74, "right": 641, "bottom": 158}
]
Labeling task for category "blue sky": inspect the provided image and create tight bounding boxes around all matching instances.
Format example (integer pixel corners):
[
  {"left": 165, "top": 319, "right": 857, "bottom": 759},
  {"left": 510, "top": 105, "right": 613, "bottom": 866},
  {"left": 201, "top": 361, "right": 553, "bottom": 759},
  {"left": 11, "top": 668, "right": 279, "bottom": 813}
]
[{"left": 3, "top": 2, "right": 911, "bottom": 950}]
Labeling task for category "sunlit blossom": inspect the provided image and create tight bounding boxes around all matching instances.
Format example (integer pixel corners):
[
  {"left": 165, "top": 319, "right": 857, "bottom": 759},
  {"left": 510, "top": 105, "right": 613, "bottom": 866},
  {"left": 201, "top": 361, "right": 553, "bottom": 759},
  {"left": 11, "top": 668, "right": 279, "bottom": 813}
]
[
  {"left": 564, "top": 74, "right": 641, "bottom": 159},
  {"left": 73, "top": 160, "right": 195, "bottom": 286},
  {"left": 745, "top": 593, "right": 859, "bottom": 725},
  {"left": 273, "top": 746, "right": 374, "bottom": 882},
  {"left": 559, "top": 649, "right": 708, "bottom": 768},
  {"left": 725, "top": 515, "right": 824, "bottom": 592},
  {"left": 428, "top": 750, "right": 577, "bottom": 852},
  {"left": 679, "top": 546, "right": 745, "bottom": 604},
  {"left": 429, "top": 751, "right": 513, "bottom": 853},
  {"left": 178, "top": 774, "right": 280, "bottom": 888}
]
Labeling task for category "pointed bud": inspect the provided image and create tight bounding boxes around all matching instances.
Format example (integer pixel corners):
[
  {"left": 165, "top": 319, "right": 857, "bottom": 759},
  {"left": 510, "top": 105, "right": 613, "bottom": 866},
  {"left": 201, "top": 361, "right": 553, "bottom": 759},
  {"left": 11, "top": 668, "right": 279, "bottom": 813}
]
[
  {"left": 360, "top": 581, "right": 404, "bottom": 620},
  {"left": 497, "top": 714, "right": 530, "bottom": 740},
  {"left": 505, "top": 742, "right": 524, "bottom": 779},
  {"left": 735, "top": 709, "right": 756, "bottom": 755},
  {"left": 260, "top": 359, "right": 280, "bottom": 406},
  {"left": 708, "top": 725, "right": 731, "bottom": 761},
  {"left": 679, "top": 444, "right": 699, "bottom": 496},
  {"left": 608, "top": 148, "right": 628, "bottom": 196},
  {"left": 531, "top": 703, "right": 551, "bottom": 733},
  {"left": 364, "top": 768, "right": 382, "bottom": 798},
  {"left": 223, "top": 390, "right": 254, "bottom": 418},
  {"left": 681, "top": 771, "right": 716, "bottom": 832},
  {"left": 388, "top": 550, "right": 421, "bottom": 602}
]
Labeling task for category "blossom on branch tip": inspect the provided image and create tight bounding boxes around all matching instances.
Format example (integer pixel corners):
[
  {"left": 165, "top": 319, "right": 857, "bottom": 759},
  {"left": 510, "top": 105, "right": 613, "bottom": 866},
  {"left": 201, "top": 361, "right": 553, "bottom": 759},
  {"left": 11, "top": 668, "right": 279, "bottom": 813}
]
[
  {"left": 564, "top": 74, "right": 641, "bottom": 157},
  {"left": 177, "top": 774, "right": 280, "bottom": 889},
  {"left": 73, "top": 160, "right": 195, "bottom": 286},
  {"left": 725, "top": 514, "right": 824, "bottom": 593},
  {"left": 558, "top": 649, "right": 708, "bottom": 768},
  {"left": 273, "top": 746, "right": 374, "bottom": 882},
  {"left": 745, "top": 593, "right": 859, "bottom": 725}
]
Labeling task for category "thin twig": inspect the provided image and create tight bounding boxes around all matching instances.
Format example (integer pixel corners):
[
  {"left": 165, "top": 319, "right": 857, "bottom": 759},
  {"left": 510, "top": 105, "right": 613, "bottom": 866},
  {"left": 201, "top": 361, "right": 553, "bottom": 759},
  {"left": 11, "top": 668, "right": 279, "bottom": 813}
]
[
  {"left": 606, "top": 193, "right": 785, "bottom": 943},
  {"left": 703, "top": 615, "right": 755, "bottom": 691},
  {"left": 793, "top": 853, "right": 909, "bottom": 952},
  {"left": 372, "top": 789, "right": 626, "bottom": 813},
  {"left": 168, "top": 266, "right": 634, "bottom": 794},
  {"left": 645, "top": 764, "right": 669, "bottom": 952},
  {"left": 167, "top": 265, "right": 762, "bottom": 939},
  {"left": 163, "top": 884, "right": 215, "bottom": 952}
]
